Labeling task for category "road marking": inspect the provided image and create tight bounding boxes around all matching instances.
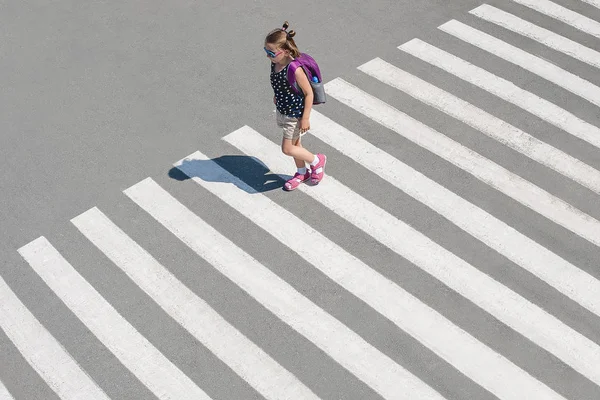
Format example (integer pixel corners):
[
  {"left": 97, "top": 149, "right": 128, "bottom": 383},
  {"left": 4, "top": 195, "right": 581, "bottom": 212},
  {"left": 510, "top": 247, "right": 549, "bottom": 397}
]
[
  {"left": 17, "top": 237, "right": 211, "bottom": 400},
  {"left": 222, "top": 126, "right": 567, "bottom": 400},
  {"left": 510, "top": 0, "right": 600, "bottom": 39},
  {"left": 72, "top": 206, "right": 319, "bottom": 400},
  {"left": 317, "top": 88, "right": 600, "bottom": 321},
  {"left": 326, "top": 77, "right": 600, "bottom": 248},
  {"left": 359, "top": 57, "right": 600, "bottom": 195},
  {"left": 224, "top": 119, "right": 600, "bottom": 389},
  {"left": 0, "top": 276, "right": 109, "bottom": 400},
  {"left": 470, "top": 4, "right": 600, "bottom": 69},
  {"left": 580, "top": 0, "right": 600, "bottom": 9},
  {"left": 399, "top": 38, "right": 600, "bottom": 149},
  {"left": 125, "top": 176, "right": 444, "bottom": 400},
  {"left": 0, "top": 379, "right": 15, "bottom": 400},
  {"left": 439, "top": 19, "right": 600, "bottom": 107}
]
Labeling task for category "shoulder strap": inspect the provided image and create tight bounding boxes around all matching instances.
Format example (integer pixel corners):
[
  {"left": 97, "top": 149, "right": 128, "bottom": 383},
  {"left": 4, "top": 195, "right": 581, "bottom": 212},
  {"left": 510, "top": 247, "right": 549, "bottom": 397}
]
[{"left": 286, "top": 58, "right": 302, "bottom": 94}]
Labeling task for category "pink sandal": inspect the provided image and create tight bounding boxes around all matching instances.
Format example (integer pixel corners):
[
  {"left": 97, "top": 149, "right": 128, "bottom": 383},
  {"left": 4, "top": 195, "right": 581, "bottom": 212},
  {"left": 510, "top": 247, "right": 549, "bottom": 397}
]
[
  {"left": 310, "top": 154, "right": 327, "bottom": 184},
  {"left": 283, "top": 170, "right": 311, "bottom": 191}
]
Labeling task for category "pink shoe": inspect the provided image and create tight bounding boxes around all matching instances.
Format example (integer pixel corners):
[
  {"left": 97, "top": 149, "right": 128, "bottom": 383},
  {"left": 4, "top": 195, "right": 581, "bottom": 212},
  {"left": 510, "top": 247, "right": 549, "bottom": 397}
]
[
  {"left": 310, "top": 154, "right": 327, "bottom": 184},
  {"left": 283, "top": 170, "right": 311, "bottom": 191}
]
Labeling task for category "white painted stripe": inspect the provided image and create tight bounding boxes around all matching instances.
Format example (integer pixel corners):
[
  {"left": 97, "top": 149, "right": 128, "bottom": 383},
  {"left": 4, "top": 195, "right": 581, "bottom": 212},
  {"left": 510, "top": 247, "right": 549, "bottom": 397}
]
[
  {"left": 326, "top": 77, "right": 600, "bottom": 248},
  {"left": 580, "top": 0, "right": 600, "bottom": 9},
  {"left": 72, "top": 207, "right": 319, "bottom": 400},
  {"left": 359, "top": 57, "right": 600, "bottom": 195},
  {"left": 255, "top": 113, "right": 600, "bottom": 387},
  {"left": 125, "top": 177, "right": 442, "bottom": 400},
  {"left": 222, "top": 127, "right": 567, "bottom": 400},
  {"left": 439, "top": 19, "right": 600, "bottom": 108},
  {"left": 399, "top": 39, "right": 600, "bottom": 149},
  {"left": 470, "top": 5, "right": 600, "bottom": 69},
  {"left": 0, "top": 276, "right": 109, "bottom": 400},
  {"left": 0, "top": 380, "right": 14, "bottom": 400},
  {"left": 510, "top": 0, "right": 600, "bottom": 39},
  {"left": 321, "top": 88, "right": 600, "bottom": 320},
  {"left": 17, "top": 237, "right": 210, "bottom": 400}
]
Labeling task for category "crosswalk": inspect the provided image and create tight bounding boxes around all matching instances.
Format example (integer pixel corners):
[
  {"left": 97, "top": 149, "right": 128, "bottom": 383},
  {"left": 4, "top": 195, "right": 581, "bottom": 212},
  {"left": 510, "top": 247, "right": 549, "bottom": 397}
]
[
  {"left": 0, "top": 380, "right": 14, "bottom": 400},
  {"left": 2, "top": 1, "right": 600, "bottom": 399},
  {"left": 0, "top": 276, "right": 110, "bottom": 400},
  {"left": 511, "top": 0, "right": 600, "bottom": 38}
]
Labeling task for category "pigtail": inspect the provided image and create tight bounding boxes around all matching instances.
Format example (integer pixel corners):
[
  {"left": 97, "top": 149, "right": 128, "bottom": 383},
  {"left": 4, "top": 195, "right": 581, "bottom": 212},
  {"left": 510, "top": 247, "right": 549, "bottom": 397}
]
[
  {"left": 265, "top": 21, "right": 301, "bottom": 58},
  {"left": 281, "top": 21, "right": 296, "bottom": 39}
]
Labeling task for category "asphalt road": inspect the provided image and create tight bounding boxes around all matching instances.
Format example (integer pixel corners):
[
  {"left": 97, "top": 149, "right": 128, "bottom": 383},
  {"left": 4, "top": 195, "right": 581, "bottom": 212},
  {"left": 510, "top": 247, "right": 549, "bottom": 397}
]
[{"left": 2, "top": 0, "right": 600, "bottom": 399}]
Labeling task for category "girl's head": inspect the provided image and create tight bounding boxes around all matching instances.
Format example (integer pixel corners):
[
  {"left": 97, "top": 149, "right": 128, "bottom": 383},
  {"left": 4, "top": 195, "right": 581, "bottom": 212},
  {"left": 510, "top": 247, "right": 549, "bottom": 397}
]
[{"left": 264, "top": 21, "right": 300, "bottom": 62}]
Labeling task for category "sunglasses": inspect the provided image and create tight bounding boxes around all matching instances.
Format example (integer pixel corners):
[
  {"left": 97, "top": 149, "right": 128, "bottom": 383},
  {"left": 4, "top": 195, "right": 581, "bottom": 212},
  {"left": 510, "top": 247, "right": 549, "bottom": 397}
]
[{"left": 264, "top": 47, "right": 283, "bottom": 58}]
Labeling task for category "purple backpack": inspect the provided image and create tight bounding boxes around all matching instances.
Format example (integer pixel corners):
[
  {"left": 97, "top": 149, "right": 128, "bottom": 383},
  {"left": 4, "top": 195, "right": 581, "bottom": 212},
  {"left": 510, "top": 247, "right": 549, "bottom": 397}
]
[{"left": 287, "top": 53, "right": 327, "bottom": 105}]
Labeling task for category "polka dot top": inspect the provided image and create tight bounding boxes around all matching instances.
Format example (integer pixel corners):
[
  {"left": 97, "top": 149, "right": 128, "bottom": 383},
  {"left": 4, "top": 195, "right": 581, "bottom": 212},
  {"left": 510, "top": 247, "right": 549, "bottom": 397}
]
[{"left": 270, "top": 62, "right": 304, "bottom": 118}]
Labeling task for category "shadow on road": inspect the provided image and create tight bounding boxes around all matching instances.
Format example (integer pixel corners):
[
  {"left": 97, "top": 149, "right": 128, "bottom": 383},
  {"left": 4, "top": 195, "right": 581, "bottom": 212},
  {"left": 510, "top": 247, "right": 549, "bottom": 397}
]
[{"left": 168, "top": 155, "right": 290, "bottom": 194}]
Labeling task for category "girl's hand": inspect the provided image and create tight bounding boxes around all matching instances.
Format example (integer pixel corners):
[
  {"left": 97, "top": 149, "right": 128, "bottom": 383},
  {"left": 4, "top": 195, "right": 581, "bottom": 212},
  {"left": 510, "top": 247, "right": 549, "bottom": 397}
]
[{"left": 299, "top": 117, "right": 310, "bottom": 133}]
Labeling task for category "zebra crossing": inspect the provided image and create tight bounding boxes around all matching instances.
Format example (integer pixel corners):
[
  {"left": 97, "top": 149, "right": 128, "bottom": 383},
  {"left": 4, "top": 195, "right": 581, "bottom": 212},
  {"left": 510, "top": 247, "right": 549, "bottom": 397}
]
[
  {"left": 2, "top": 0, "right": 600, "bottom": 399},
  {"left": 0, "top": 380, "right": 14, "bottom": 400},
  {"left": 511, "top": 0, "right": 600, "bottom": 38}
]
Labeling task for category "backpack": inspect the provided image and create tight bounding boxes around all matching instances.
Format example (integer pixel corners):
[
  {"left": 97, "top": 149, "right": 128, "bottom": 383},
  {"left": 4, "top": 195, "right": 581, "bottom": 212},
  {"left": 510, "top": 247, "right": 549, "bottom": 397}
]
[{"left": 287, "top": 53, "right": 327, "bottom": 105}]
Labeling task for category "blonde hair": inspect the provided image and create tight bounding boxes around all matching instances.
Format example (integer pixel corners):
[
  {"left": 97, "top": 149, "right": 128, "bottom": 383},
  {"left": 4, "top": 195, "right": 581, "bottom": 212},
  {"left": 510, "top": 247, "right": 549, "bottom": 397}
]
[{"left": 265, "top": 21, "right": 301, "bottom": 58}]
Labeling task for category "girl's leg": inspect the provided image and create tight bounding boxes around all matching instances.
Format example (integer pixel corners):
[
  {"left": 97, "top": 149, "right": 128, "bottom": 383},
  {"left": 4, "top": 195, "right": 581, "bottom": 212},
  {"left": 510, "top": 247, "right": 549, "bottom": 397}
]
[
  {"left": 281, "top": 137, "right": 313, "bottom": 191},
  {"left": 281, "top": 137, "right": 314, "bottom": 164},
  {"left": 292, "top": 136, "right": 308, "bottom": 168},
  {"left": 291, "top": 135, "right": 327, "bottom": 185},
  {"left": 279, "top": 118, "right": 327, "bottom": 187}
]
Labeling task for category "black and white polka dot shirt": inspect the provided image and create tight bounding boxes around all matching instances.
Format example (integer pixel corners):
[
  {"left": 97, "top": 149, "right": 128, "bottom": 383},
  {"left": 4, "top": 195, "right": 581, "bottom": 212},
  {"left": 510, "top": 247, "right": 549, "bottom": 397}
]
[{"left": 270, "top": 63, "right": 305, "bottom": 118}]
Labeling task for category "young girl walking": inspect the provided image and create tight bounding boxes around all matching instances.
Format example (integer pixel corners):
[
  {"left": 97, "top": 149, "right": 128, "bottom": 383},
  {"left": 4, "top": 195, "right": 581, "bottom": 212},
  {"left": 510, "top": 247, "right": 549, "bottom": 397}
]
[{"left": 264, "top": 21, "right": 327, "bottom": 191}]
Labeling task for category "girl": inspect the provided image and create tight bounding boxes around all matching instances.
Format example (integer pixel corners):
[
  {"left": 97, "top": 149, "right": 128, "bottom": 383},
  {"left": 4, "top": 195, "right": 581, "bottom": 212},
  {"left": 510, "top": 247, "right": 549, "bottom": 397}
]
[{"left": 264, "top": 21, "right": 327, "bottom": 191}]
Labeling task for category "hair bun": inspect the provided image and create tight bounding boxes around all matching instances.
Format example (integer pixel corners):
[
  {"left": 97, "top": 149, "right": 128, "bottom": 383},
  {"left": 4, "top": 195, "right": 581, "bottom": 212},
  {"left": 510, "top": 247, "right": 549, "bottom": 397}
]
[
  {"left": 282, "top": 21, "right": 289, "bottom": 30},
  {"left": 287, "top": 29, "right": 296, "bottom": 38}
]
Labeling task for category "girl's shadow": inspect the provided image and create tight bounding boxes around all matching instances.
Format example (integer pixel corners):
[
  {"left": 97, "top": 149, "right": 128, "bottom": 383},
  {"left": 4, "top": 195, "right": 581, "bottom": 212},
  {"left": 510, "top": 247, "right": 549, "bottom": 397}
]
[{"left": 167, "top": 155, "right": 290, "bottom": 193}]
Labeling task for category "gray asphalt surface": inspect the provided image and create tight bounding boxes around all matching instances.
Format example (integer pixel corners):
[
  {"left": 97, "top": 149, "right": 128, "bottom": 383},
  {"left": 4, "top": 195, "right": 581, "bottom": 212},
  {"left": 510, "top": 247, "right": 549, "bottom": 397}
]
[{"left": 2, "top": 0, "right": 600, "bottom": 399}]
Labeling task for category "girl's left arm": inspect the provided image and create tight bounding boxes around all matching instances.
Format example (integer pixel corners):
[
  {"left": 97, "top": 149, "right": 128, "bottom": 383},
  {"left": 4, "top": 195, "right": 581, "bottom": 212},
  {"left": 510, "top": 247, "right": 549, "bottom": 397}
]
[{"left": 295, "top": 67, "right": 314, "bottom": 132}]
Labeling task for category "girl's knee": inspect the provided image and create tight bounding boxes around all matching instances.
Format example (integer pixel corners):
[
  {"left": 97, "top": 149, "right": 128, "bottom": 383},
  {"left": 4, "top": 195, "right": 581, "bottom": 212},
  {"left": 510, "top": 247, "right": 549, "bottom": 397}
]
[
  {"left": 281, "top": 137, "right": 300, "bottom": 156},
  {"left": 281, "top": 143, "right": 293, "bottom": 156}
]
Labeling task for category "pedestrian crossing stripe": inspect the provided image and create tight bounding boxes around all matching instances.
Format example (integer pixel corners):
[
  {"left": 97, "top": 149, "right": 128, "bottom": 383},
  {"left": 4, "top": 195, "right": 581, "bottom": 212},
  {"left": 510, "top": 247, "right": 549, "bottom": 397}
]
[
  {"left": 510, "top": 0, "right": 600, "bottom": 39},
  {"left": 580, "top": 0, "right": 600, "bottom": 10},
  {"left": 439, "top": 19, "right": 600, "bottom": 108},
  {"left": 358, "top": 57, "right": 600, "bottom": 195},
  {"left": 72, "top": 206, "right": 319, "bottom": 400},
  {"left": 3, "top": 3, "right": 600, "bottom": 399},
  {"left": 0, "top": 380, "right": 15, "bottom": 400},
  {"left": 126, "top": 176, "right": 444, "bottom": 400},
  {"left": 173, "top": 148, "right": 565, "bottom": 400},
  {"left": 17, "top": 237, "right": 212, "bottom": 400},
  {"left": 308, "top": 106, "right": 600, "bottom": 321},
  {"left": 224, "top": 125, "right": 600, "bottom": 389},
  {"left": 324, "top": 77, "right": 600, "bottom": 248},
  {"left": 399, "top": 38, "right": 600, "bottom": 149},
  {"left": 0, "top": 276, "right": 110, "bottom": 400},
  {"left": 470, "top": 4, "right": 600, "bottom": 69}
]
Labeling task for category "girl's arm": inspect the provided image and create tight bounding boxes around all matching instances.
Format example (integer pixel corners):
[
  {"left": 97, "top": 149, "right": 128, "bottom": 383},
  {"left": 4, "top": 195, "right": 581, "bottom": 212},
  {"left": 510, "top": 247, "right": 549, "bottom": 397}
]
[{"left": 295, "top": 67, "right": 314, "bottom": 132}]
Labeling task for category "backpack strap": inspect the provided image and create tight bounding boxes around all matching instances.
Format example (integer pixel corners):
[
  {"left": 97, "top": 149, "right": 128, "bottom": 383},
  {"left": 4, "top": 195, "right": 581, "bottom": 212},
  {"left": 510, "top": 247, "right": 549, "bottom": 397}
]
[{"left": 286, "top": 59, "right": 301, "bottom": 94}]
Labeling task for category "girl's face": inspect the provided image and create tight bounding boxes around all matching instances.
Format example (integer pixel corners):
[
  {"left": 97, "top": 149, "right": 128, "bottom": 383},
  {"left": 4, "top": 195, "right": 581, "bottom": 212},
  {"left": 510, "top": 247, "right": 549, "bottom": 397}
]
[{"left": 264, "top": 43, "right": 287, "bottom": 63}]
